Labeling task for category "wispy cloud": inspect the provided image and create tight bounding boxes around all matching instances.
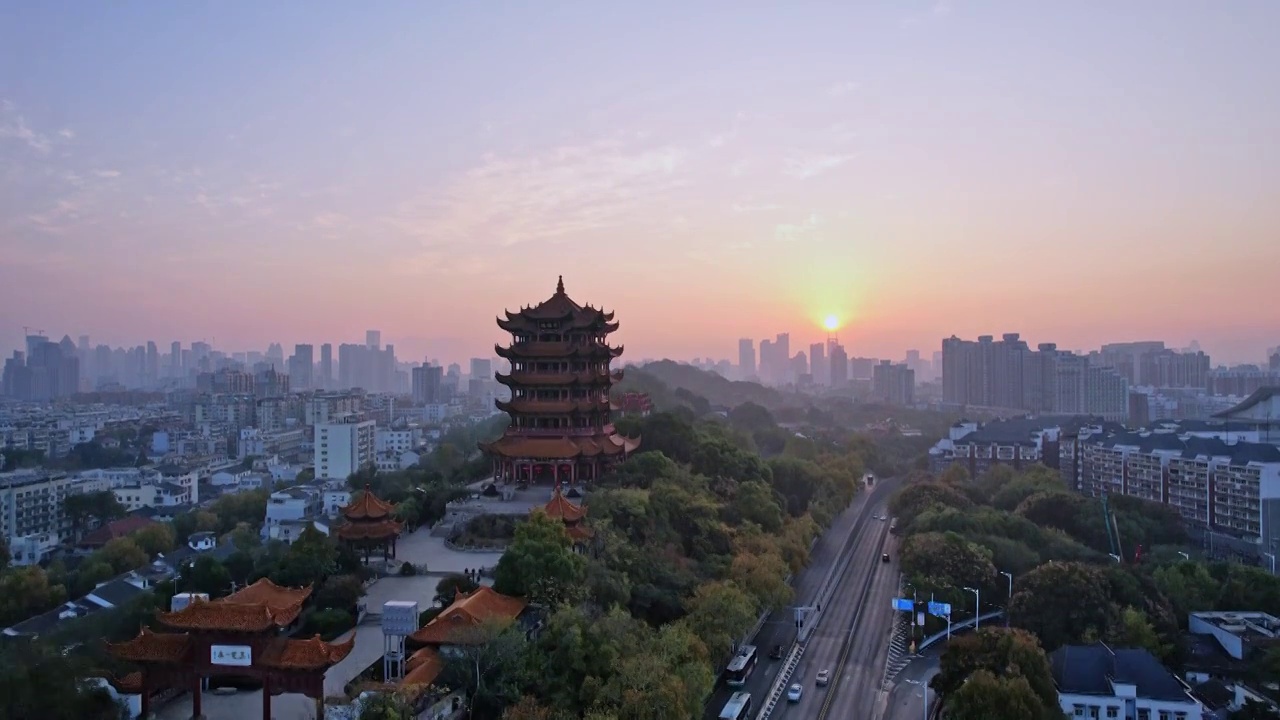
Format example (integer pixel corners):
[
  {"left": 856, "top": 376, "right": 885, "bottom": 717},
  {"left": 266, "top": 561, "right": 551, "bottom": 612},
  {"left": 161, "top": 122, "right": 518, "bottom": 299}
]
[
  {"left": 391, "top": 137, "right": 689, "bottom": 252},
  {"left": 732, "top": 202, "right": 782, "bottom": 214},
  {"left": 826, "top": 81, "right": 860, "bottom": 99},
  {"left": 93, "top": 169, "right": 122, "bottom": 179},
  {"left": 903, "top": 0, "right": 954, "bottom": 26},
  {"left": 0, "top": 100, "right": 71, "bottom": 153},
  {"left": 785, "top": 154, "right": 856, "bottom": 180},
  {"left": 775, "top": 213, "right": 822, "bottom": 243}
]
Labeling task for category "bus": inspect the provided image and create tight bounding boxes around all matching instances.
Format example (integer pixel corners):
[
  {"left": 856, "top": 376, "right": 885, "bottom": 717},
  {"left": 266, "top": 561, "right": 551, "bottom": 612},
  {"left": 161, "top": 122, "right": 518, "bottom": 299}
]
[
  {"left": 724, "top": 645, "right": 758, "bottom": 687},
  {"left": 719, "top": 691, "right": 753, "bottom": 720}
]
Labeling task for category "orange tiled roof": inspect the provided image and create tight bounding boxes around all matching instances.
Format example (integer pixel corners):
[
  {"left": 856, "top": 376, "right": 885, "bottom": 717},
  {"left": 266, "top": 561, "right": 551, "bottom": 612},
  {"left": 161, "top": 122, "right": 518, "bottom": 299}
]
[
  {"left": 542, "top": 488, "right": 585, "bottom": 522},
  {"left": 258, "top": 634, "right": 355, "bottom": 671},
  {"left": 105, "top": 671, "right": 144, "bottom": 694},
  {"left": 495, "top": 370, "right": 621, "bottom": 386},
  {"left": 343, "top": 485, "right": 395, "bottom": 520},
  {"left": 409, "top": 586, "right": 527, "bottom": 646},
  {"left": 157, "top": 595, "right": 301, "bottom": 632},
  {"left": 400, "top": 646, "right": 446, "bottom": 690},
  {"left": 336, "top": 518, "right": 403, "bottom": 540},
  {"left": 496, "top": 398, "right": 611, "bottom": 415},
  {"left": 223, "top": 577, "right": 313, "bottom": 611},
  {"left": 482, "top": 433, "right": 640, "bottom": 460},
  {"left": 566, "top": 523, "right": 593, "bottom": 542},
  {"left": 494, "top": 342, "right": 624, "bottom": 360},
  {"left": 106, "top": 627, "right": 193, "bottom": 664}
]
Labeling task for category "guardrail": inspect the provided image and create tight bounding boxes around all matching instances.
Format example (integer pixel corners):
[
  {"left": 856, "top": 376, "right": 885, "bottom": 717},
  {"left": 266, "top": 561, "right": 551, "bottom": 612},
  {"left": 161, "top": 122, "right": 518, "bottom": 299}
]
[
  {"left": 757, "top": 642, "right": 804, "bottom": 719},
  {"left": 916, "top": 610, "right": 1005, "bottom": 651}
]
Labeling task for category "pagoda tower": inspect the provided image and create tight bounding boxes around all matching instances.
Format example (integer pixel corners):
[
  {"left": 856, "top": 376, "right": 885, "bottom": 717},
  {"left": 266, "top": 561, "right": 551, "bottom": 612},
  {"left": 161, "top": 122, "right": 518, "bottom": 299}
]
[
  {"left": 335, "top": 484, "right": 403, "bottom": 563},
  {"left": 482, "top": 276, "right": 640, "bottom": 485}
]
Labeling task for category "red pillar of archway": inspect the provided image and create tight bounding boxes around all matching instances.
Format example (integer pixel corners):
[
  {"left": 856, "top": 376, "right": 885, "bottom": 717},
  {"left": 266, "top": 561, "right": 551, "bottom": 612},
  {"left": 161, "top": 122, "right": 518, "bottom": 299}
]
[
  {"left": 262, "top": 675, "right": 272, "bottom": 720},
  {"left": 192, "top": 673, "right": 202, "bottom": 718}
]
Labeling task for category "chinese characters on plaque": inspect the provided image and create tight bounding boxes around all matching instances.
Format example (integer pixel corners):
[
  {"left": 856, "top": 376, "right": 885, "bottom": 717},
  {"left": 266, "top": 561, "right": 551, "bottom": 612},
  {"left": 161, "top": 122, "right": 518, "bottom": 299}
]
[{"left": 210, "top": 645, "right": 253, "bottom": 667}]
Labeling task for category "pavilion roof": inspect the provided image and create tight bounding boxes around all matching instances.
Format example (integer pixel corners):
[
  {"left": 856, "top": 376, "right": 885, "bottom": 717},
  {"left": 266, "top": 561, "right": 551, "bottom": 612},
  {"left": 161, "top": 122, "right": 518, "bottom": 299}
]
[
  {"left": 409, "top": 586, "right": 527, "bottom": 646},
  {"left": 155, "top": 578, "right": 311, "bottom": 632},
  {"left": 105, "top": 627, "right": 192, "bottom": 664},
  {"left": 343, "top": 485, "right": 395, "bottom": 521},
  {"left": 400, "top": 646, "right": 446, "bottom": 690},
  {"left": 335, "top": 518, "right": 403, "bottom": 540},
  {"left": 258, "top": 634, "right": 356, "bottom": 671},
  {"left": 542, "top": 487, "right": 585, "bottom": 522},
  {"left": 481, "top": 432, "right": 640, "bottom": 460}
]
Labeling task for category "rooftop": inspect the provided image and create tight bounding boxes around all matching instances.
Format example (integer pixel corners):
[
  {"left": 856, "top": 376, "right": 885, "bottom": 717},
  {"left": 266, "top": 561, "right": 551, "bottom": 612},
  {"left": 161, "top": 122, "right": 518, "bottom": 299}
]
[
  {"left": 409, "top": 586, "right": 527, "bottom": 646},
  {"left": 1050, "top": 643, "right": 1192, "bottom": 703}
]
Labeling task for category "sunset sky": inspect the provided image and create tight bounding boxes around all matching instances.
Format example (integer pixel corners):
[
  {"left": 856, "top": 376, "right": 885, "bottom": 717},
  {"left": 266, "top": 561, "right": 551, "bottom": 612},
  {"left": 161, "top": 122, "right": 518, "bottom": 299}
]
[{"left": 2, "top": 2, "right": 1278, "bottom": 366}]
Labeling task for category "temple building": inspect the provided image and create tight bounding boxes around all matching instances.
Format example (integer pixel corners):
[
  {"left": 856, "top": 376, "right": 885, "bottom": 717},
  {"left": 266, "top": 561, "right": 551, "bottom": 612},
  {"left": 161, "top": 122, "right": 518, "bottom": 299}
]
[
  {"left": 400, "top": 586, "right": 530, "bottom": 695},
  {"left": 483, "top": 276, "right": 640, "bottom": 485},
  {"left": 540, "top": 487, "right": 592, "bottom": 547},
  {"left": 335, "top": 484, "right": 403, "bottom": 562},
  {"left": 105, "top": 578, "right": 353, "bottom": 720}
]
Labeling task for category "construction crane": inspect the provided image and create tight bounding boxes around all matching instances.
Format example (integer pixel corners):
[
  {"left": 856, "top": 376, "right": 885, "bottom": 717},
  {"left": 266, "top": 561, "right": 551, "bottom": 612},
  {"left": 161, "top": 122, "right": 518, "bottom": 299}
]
[{"left": 1101, "top": 494, "right": 1125, "bottom": 563}]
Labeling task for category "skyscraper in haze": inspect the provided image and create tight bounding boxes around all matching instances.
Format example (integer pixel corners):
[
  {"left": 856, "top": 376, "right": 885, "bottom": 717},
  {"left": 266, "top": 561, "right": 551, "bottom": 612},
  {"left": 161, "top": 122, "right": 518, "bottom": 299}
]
[
  {"left": 738, "top": 339, "right": 756, "bottom": 379},
  {"left": 319, "top": 343, "right": 333, "bottom": 390},
  {"left": 290, "top": 344, "right": 314, "bottom": 390},
  {"left": 829, "top": 342, "right": 848, "bottom": 387},
  {"left": 810, "top": 342, "right": 827, "bottom": 385},
  {"left": 366, "top": 330, "right": 381, "bottom": 350}
]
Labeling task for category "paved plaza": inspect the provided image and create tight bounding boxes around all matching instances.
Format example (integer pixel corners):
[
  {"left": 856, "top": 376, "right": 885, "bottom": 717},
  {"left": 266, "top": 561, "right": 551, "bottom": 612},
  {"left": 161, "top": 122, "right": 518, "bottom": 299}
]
[{"left": 155, "top": 530, "right": 507, "bottom": 720}]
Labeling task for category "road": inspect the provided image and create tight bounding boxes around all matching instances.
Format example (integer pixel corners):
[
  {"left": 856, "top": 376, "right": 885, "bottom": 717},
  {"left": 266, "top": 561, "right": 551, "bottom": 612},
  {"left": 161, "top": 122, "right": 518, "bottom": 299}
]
[
  {"left": 702, "top": 478, "right": 902, "bottom": 720},
  {"left": 774, "top": 495, "right": 901, "bottom": 720},
  {"left": 882, "top": 654, "right": 940, "bottom": 720}
]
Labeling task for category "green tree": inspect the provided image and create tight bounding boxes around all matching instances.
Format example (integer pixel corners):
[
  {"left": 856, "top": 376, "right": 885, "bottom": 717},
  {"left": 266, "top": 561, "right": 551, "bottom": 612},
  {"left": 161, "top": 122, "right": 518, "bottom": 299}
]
[
  {"left": 731, "top": 480, "right": 783, "bottom": 532},
  {"left": 493, "top": 512, "right": 587, "bottom": 607},
  {"left": 435, "top": 573, "right": 481, "bottom": 607},
  {"left": 315, "top": 574, "right": 366, "bottom": 612},
  {"left": 131, "top": 522, "right": 175, "bottom": 556},
  {"left": 946, "top": 669, "right": 1052, "bottom": 720},
  {"left": 270, "top": 526, "right": 338, "bottom": 588},
  {"left": 679, "top": 580, "right": 758, "bottom": 662},
  {"left": 98, "top": 537, "right": 149, "bottom": 574},
  {"left": 0, "top": 638, "right": 129, "bottom": 720},
  {"left": 933, "top": 628, "right": 1059, "bottom": 718},
  {"left": 357, "top": 690, "right": 414, "bottom": 720},
  {"left": 440, "top": 620, "right": 531, "bottom": 718},
  {"left": 898, "top": 531, "right": 999, "bottom": 604},
  {"left": 1008, "top": 561, "right": 1118, "bottom": 651},
  {"left": 0, "top": 566, "right": 67, "bottom": 626},
  {"left": 184, "top": 555, "right": 233, "bottom": 597},
  {"left": 63, "top": 491, "right": 126, "bottom": 542},
  {"left": 1108, "top": 607, "right": 1174, "bottom": 663}
]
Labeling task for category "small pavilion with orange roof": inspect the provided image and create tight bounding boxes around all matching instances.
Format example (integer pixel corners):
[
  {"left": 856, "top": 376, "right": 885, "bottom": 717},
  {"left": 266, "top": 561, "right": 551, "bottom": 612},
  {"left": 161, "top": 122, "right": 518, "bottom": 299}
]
[
  {"left": 105, "top": 577, "right": 354, "bottom": 719},
  {"left": 539, "top": 486, "right": 593, "bottom": 548},
  {"left": 399, "top": 585, "right": 530, "bottom": 695},
  {"left": 336, "top": 484, "right": 403, "bottom": 563}
]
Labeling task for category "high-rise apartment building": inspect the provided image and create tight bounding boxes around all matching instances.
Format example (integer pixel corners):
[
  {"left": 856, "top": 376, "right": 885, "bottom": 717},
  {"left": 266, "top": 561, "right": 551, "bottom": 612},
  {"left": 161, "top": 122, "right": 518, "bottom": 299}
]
[
  {"left": 314, "top": 414, "right": 376, "bottom": 480},
  {"left": 319, "top": 343, "right": 333, "bottom": 390},
  {"left": 942, "top": 334, "right": 1128, "bottom": 421},
  {"left": 289, "top": 344, "right": 314, "bottom": 390},
  {"left": 873, "top": 361, "right": 915, "bottom": 406},
  {"left": 809, "top": 342, "right": 827, "bottom": 385},
  {"left": 738, "top": 339, "right": 756, "bottom": 380},
  {"left": 828, "top": 341, "right": 848, "bottom": 387},
  {"left": 366, "top": 330, "right": 381, "bottom": 350},
  {"left": 412, "top": 364, "right": 444, "bottom": 404}
]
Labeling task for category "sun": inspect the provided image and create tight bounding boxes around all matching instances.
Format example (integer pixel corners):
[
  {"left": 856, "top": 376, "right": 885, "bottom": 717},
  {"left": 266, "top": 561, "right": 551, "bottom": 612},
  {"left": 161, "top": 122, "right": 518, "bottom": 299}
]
[{"left": 823, "top": 315, "right": 840, "bottom": 332}]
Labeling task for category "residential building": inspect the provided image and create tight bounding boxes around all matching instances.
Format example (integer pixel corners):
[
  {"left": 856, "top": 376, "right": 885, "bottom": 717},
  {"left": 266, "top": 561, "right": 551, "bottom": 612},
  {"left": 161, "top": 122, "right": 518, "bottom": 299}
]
[
  {"left": 288, "top": 344, "right": 314, "bottom": 390},
  {"left": 872, "top": 361, "right": 915, "bottom": 406},
  {"left": 0, "top": 470, "right": 75, "bottom": 563},
  {"left": 314, "top": 414, "right": 376, "bottom": 480},
  {"left": 305, "top": 393, "right": 362, "bottom": 427},
  {"left": 738, "top": 339, "right": 756, "bottom": 380},
  {"left": 1077, "top": 429, "right": 1280, "bottom": 561},
  {"left": 412, "top": 364, "right": 444, "bottom": 404},
  {"left": 1051, "top": 643, "right": 1203, "bottom": 720},
  {"left": 376, "top": 427, "right": 419, "bottom": 455},
  {"left": 829, "top": 341, "right": 848, "bottom": 387}
]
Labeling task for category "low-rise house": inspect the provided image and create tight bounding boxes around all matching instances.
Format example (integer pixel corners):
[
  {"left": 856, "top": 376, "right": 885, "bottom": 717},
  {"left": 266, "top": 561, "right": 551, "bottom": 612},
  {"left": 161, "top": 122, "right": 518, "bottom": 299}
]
[
  {"left": 1050, "top": 642, "right": 1204, "bottom": 720},
  {"left": 79, "top": 515, "right": 160, "bottom": 550}
]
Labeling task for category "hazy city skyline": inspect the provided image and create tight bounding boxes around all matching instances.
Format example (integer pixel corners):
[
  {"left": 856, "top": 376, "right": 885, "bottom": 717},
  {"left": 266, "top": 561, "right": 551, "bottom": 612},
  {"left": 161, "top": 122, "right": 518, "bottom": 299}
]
[{"left": 3, "top": 3, "right": 1279, "bottom": 364}]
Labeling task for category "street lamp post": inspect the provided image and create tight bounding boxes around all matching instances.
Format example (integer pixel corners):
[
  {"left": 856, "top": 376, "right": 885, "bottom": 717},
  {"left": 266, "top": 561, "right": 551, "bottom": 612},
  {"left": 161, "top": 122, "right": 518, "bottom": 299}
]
[
  {"left": 1266, "top": 552, "right": 1276, "bottom": 576},
  {"left": 963, "top": 586, "right": 981, "bottom": 630},
  {"left": 1177, "top": 551, "right": 1190, "bottom": 561},
  {"left": 999, "top": 571, "right": 1013, "bottom": 628}
]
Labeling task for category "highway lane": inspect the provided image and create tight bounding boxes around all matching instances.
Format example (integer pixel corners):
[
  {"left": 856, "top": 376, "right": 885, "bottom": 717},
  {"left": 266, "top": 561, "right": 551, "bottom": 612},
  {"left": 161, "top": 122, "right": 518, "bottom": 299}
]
[
  {"left": 773, "top": 501, "right": 899, "bottom": 720},
  {"left": 703, "top": 478, "right": 902, "bottom": 720}
]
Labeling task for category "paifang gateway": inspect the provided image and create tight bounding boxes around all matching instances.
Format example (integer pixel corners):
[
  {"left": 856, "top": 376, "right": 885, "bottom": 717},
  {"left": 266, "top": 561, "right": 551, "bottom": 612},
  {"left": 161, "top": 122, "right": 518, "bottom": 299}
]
[{"left": 480, "top": 276, "right": 641, "bottom": 485}]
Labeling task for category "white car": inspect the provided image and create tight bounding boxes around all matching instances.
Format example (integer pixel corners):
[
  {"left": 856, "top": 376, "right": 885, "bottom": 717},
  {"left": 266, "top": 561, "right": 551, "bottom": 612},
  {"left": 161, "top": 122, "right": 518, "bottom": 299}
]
[
  {"left": 816, "top": 669, "right": 830, "bottom": 686},
  {"left": 787, "top": 684, "right": 803, "bottom": 702}
]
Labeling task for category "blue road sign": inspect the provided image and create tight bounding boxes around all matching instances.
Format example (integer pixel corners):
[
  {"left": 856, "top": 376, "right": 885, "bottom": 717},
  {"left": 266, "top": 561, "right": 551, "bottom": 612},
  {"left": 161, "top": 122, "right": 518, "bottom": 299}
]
[
  {"left": 893, "top": 598, "right": 914, "bottom": 612},
  {"left": 928, "top": 601, "right": 952, "bottom": 617}
]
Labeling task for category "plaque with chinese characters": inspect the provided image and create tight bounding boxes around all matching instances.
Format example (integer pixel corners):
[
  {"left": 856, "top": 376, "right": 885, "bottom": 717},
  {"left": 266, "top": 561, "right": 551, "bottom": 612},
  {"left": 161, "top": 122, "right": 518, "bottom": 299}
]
[{"left": 210, "top": 644, "right": 252, "bottom": 667}]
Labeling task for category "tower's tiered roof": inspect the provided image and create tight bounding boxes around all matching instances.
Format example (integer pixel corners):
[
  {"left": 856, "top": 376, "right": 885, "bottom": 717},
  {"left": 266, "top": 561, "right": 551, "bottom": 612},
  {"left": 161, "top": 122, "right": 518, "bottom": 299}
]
[
  {"left": 335, "top": 485, "right": 403, "bottom": 542},
  {"left": 497, "top": 276, "right": 620, "bottom": 334}
]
